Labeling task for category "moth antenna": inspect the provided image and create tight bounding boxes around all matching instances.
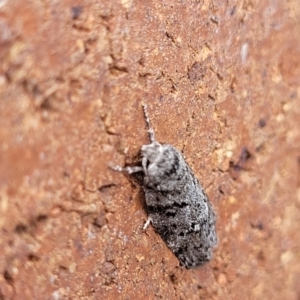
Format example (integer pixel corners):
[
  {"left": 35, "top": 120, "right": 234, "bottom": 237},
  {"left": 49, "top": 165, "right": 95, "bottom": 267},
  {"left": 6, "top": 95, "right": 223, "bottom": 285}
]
[{"left": 142, "top": 104, "right": 156, "bottom": 143}]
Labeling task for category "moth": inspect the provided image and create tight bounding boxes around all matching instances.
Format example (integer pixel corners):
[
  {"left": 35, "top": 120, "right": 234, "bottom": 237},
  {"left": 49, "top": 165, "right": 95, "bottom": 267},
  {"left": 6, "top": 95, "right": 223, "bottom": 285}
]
[{"left": 112, "top": 105, "right": 217, "bottom": 268}]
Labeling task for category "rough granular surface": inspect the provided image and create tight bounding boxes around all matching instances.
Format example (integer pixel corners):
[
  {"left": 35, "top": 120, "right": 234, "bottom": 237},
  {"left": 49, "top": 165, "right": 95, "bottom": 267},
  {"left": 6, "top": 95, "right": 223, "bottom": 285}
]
[{"left": 0, "top": 1, "right": 300, "bottom": 299}]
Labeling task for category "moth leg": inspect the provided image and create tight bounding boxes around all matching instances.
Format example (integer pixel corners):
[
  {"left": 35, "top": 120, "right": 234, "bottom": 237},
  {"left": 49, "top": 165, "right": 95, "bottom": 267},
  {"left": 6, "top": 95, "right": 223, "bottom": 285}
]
[
  {"left": 143, "top": 216, "right": 153, "bottom": 230},
  {"left": 141, "top": 156, "right": 148, "bottom": 176},
  {"left": 110, "top": 165, "right": 144, "bottom": 174}
]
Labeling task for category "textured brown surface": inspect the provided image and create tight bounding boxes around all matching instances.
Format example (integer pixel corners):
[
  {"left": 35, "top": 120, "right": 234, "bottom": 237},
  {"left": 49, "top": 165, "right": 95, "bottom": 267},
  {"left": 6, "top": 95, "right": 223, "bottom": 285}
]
[{"left": 0, "top": 0, "right": 300, "bottom": 299}]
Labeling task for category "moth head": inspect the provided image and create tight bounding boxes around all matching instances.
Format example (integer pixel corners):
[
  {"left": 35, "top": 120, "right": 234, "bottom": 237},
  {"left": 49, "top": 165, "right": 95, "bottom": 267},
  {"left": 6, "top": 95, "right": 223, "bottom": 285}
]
[{"left": 141, "top": 141, "right": 163, "bottom": 163}]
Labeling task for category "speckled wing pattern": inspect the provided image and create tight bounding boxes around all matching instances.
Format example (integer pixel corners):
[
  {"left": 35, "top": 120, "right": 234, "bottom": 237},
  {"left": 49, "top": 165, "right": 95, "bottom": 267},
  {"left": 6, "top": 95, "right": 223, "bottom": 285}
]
[{"left": 143, "top": 144, "right": 217, "bottom": 268}]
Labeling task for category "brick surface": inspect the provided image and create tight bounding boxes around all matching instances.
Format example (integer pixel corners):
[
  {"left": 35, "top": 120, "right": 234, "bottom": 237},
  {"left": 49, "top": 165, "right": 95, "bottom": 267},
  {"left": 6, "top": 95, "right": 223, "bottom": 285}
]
[{"left": 0, "top": 1, "right": 300, "bottom": 299}]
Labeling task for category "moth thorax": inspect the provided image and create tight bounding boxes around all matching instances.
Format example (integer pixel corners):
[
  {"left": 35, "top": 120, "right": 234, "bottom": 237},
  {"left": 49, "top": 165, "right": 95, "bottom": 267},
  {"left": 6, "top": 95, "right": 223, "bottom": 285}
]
[{"left": 141, "top": 142, "right": 163, "bottom": 163}]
